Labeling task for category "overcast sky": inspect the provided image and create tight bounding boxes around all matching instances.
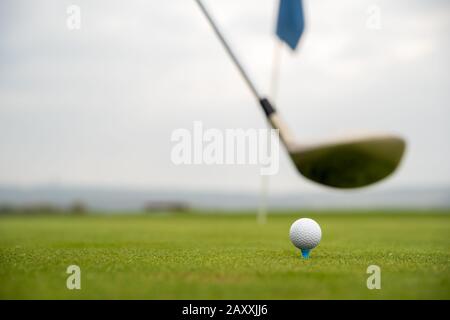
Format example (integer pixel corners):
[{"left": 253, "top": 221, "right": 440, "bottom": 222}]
[{"left": 0, "top": 0, "right": 449, "bottom": 194}]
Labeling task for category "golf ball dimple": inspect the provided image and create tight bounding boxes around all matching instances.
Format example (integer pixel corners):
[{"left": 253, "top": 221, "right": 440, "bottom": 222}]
[{"left": 289, "top": 218, "right": 322, "bottom": 250}]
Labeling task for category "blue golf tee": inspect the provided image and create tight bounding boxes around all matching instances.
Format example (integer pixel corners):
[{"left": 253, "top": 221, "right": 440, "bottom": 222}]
[{"left": 301, "top": 249, "right": 310, "bottom": 259}]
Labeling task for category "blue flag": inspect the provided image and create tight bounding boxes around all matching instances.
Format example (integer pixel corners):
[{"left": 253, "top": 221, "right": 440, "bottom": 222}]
[{"left": 276, "top": 0, "right": 305, "bottom": 50}]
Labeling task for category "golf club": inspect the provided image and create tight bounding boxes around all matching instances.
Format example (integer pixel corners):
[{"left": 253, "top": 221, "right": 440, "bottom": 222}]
[{"left": 195, "top": 0, "right": 406, "bottom": 188}]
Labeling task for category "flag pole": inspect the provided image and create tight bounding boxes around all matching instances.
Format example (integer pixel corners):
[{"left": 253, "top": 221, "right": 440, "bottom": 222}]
[
  {"left": 270, "top": 40, "right": 282, "bottom": 101},
  {"left": 257, "top": 15, "right": 283, "bottom": 225}
]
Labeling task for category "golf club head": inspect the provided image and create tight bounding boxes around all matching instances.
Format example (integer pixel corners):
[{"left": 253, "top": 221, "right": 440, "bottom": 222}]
[{"left": 289, "top": 135, "right": 406, "bottom": 188}]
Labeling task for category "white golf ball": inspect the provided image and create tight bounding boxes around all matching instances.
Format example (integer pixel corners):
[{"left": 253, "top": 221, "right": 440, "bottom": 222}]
[{"left": 289, "top": 218, "right": 322, "bottom": 250}]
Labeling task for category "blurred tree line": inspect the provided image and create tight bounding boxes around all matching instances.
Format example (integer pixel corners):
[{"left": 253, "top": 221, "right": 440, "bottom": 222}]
[{"left": 0, "top": 200, "right": 88, "bottom": 215}]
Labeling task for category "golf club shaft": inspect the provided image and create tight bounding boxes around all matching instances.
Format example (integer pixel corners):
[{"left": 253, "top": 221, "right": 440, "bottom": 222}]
[
  {"left": 195, "top": 0, "right": 260, "bottom": 99},
  {"left": 194, "top": 0, "right": 301, "bottom": 147},
  {"left": 195, "top": 0, "right": 276, "bottom": 117}
]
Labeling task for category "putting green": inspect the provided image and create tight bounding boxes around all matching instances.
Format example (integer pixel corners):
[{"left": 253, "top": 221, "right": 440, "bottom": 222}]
[{"left": 0, "top": 211, "right": 449, "bottom": 299}]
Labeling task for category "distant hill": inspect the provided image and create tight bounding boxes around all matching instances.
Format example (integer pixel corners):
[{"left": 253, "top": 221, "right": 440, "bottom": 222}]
[{"left": 0, "top": 185, "right": 449, "bottom": 211}]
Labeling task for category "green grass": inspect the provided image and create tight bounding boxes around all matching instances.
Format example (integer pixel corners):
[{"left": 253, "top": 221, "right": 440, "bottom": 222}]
[{"left": 0, "top": 211, "right": 449, "bottom": 299}]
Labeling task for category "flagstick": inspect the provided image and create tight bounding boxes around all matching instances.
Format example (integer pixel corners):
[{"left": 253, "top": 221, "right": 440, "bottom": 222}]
[
  {"left": 258, "top": 40, "right": 282, "bottom": 225},
  {"left": 270, "top": 40, "right": 282, "bottom": 101}
]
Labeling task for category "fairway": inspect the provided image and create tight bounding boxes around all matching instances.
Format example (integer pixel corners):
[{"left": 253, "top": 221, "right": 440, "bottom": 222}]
[{"left": 0, "top": 211, "right": 449, "bottom": 299}]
